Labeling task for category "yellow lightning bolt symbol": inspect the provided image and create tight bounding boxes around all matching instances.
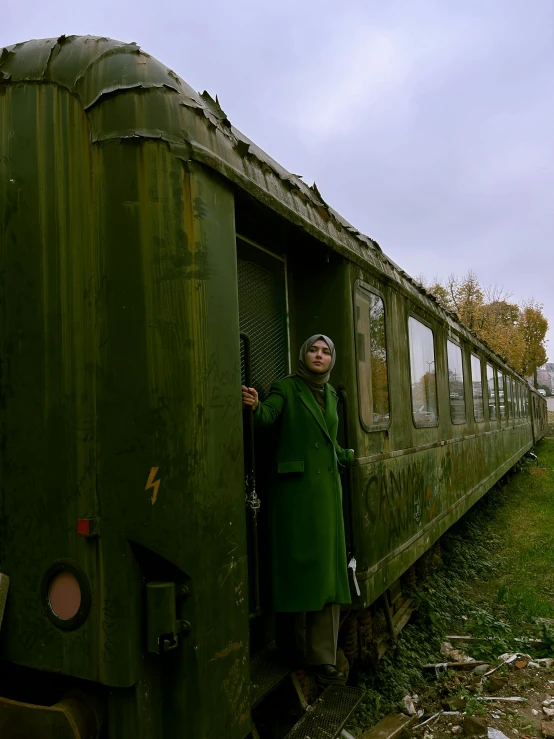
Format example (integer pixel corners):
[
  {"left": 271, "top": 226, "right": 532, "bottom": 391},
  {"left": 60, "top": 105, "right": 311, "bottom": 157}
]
[{"left": 146, "top": 467, "right": 160, "bottom": 505}]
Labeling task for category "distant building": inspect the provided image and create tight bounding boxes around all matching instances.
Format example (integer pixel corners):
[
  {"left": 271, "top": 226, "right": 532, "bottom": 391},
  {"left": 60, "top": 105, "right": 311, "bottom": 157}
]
[{"left": 536, "top": 365, "right": 554, "bottom": 393}]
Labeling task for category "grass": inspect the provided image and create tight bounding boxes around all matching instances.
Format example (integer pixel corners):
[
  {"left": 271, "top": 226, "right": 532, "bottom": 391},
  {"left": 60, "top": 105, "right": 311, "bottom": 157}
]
[
  {"left": 348, "top": 438, "right": 554, "bottom": 732},
  {"left": 467, "top": 440, "right": 554, "bottom": 628}
]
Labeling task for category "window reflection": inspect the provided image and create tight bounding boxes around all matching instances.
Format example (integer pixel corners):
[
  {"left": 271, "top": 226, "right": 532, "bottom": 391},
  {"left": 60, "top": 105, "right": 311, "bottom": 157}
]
[
  {"left": 447, "top": 340, "right": 465, "bottom": 424},
  {"left": 524, "top": 387, "right": 528, "bottom": 418},
  {"left": 486, "top": 364, "right": 497, "bottom": 421},
  {"left": 355, "top": 288, "right": 389, "bottom": 427},
  {"left": 409, "top": 317, "right": 438, "bottom": 425},
  {"left": 471, "top": 354, "right": 484, "bottom": 422},
  {"left": 498, "top": 373, "right": 506, "bottom": 420}
]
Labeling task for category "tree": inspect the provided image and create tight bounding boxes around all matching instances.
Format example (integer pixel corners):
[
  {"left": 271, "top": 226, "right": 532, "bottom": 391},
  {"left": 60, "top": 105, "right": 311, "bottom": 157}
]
[
  {"left": 519, "top": 301, "right": 548, "bottom": 376},
  {"left": 421, "top": 271, "right": 548, "bottom": 376},
  {"left": 478, "top": 300, "right": 525, "bottom": 372}
]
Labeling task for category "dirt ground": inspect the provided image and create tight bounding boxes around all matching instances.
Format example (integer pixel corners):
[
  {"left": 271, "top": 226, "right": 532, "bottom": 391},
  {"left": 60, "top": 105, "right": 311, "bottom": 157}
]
[{"left": 407, "top": 653, "right": 554, "bottom": 738}]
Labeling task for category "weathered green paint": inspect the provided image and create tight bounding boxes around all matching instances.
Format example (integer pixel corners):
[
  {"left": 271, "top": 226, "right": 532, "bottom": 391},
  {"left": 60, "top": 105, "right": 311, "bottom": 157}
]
[
  {"left": 1, "top": 37, "right": 249, "bottom": 739},
  {"left": 0, "top": 34, "right": 547, "bottom": 738}
]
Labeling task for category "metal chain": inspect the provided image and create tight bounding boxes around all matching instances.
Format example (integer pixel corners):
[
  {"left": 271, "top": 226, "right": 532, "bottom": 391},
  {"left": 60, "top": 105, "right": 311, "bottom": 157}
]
[{"left": 245, "top": 473, "right": 261, "bottom": 512}]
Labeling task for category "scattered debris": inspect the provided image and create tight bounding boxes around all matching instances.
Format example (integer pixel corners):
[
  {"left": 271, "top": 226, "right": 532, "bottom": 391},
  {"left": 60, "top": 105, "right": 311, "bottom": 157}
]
[
  {"left": 415, "top": 711, "right": 442, "bottom": 728},
  {"left": 440, "top": 642, "right": 474, "bottom": 663},
  {"left": 487, "top": 676, "right": 507, "bottom": 692},
  {"left": 463, "top": 714, "right": 487, "bottom": 735},
  {"left": 542, "top": 722, "right": 554, "bottom": 738},
  {"left": 363, "top": 630, "right": 554, "bottom": 739},
  {"left": 358, "top": 711, "right": 419, "bottom": 738},
  {"left": 401, "top": 695, "right": 417, "bottom": 715},
  {"left": 423, "top": 661, "right": 489, "bottom": 671},
  {"left": 441, "top": 697, "right": 466, "bottom": 711},
  {"left": 475, "top": 696, "right": 526, "bottom": 703},
  {"left": 487, "top": 729, "right": 510, "bottom": 739},
  {"left": 483, "top": 652, "right": 523, "bottom": 677},
  {"left": 473, "top": 664, "right": 491, "bottom": 675},
  {"left": 446, "top": 635, "right": 544, "bottom": 645}
]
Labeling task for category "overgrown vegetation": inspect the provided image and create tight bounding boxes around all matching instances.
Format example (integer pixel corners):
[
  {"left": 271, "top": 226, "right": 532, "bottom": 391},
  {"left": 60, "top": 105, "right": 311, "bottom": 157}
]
[{"left": 348, "top": 438, "right": 554, "bottom": 733}]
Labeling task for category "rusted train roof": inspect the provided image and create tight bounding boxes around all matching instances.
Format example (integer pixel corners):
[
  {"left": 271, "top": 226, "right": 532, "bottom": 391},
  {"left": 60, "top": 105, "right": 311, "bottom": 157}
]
[{"left": 0, "top": 35, "right": 534, "bottom": 384}]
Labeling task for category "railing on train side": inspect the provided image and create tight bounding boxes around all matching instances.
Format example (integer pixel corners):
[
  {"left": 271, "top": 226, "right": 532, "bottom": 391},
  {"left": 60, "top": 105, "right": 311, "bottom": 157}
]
[
  {"left": 336, "top": 386, "right": 355, "bottom": 563},
  {"left": 240, "top": 333, "right": 261, "bottom": 615}
]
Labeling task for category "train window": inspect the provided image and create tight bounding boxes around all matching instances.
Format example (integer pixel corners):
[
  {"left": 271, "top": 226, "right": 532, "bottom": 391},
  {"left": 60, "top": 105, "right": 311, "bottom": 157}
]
[
  {"left": 471, "top": 354, "right": 484, "bottom": 422},
  {"left": 355, "top": 287, "right": 389, "bottom": 429},
  {"left": 498, "top": 373, "right": 506, "bottom": 420},
  {"left": 522, "top": 386, "right": 526, "bottom": 418},
  {"left": 522, "top": 385, "right": 529, "bottom": 418},
  {"left": 523, "top": 389, "right": 526, "bottom": 418},
  {"left": 516, "top": 384, "right": 521, "bottom": 418},
  {"left": 408, "top": 316, "right": 438, "bottom": 426},
  {"left": 505, "top": 377, "right": 511, "bottom": 419},
  {"left": 486, "top": 364, "right": 497, "bottom": 421},
  {"left": 447, "top": 340, "right": 466, "bottom": 424},
  {"left": 511, "top": 378, "right": 517, "bottom": 418}
]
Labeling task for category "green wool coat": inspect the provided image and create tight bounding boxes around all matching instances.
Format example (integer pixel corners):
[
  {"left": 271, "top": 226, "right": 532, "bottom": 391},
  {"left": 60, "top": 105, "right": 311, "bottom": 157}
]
[{"left": 253, "top": 376, "right": 354, "bottom": 612}]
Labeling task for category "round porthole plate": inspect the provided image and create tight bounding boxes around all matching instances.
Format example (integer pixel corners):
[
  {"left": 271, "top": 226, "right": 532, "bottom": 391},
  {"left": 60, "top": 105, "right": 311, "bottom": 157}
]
[{"left": 41, "top": 560, "right": 91, "bottom": 631}]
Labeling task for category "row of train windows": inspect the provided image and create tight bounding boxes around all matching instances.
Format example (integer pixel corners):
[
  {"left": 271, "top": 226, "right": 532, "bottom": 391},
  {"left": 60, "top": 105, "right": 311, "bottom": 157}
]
[{"left": 355, "top": 285, "right": 532, "bottom": 430}]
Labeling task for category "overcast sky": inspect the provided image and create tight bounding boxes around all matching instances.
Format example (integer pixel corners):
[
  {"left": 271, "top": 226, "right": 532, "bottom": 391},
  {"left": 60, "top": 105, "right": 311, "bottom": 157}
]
[{"left": 3, "top": 1, "right": 553, "bottom": 361}]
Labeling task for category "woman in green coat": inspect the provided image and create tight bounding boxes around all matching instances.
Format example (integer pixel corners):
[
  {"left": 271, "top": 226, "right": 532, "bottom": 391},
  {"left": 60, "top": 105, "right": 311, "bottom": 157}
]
[{"left": 242, "top": 334, "right": 354, "bottom": 684}]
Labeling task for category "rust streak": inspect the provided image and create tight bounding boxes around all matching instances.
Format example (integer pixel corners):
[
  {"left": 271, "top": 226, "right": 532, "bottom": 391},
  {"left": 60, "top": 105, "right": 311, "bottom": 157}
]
[{"left": 209, "top": 641, "right": 243, "bottom": 662}]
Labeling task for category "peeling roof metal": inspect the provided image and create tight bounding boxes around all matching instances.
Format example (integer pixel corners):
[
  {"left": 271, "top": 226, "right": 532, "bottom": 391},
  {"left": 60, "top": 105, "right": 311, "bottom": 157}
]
[{"left": 0, "top": 35, "right": 533, "bottom": 383}]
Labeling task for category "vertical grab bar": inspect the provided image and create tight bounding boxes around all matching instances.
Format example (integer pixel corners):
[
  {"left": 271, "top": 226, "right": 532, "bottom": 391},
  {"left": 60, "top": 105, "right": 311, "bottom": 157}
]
[
  {"left": 240, "top": 333, "right": 261, "bottom": 614},
  {"left": 336, "top": 385, "right": 355, "bottom": 561}
]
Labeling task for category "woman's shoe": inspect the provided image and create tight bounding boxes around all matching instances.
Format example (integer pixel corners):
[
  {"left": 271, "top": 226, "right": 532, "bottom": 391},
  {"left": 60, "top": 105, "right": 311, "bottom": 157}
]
[{"left": 313, "top": 663, "right": 346, "bottom": 685}]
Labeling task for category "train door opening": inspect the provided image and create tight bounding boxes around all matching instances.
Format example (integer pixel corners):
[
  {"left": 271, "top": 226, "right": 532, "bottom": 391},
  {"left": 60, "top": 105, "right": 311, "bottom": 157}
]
[{"left": 237, "top": 235, "right": 289, "bottom": 655}]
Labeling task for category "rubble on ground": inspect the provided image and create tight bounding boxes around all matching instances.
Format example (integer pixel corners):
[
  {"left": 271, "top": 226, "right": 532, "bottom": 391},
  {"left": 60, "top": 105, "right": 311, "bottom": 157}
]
[{"left": 365, "top": 639, "right": 554, "bottom": 739}]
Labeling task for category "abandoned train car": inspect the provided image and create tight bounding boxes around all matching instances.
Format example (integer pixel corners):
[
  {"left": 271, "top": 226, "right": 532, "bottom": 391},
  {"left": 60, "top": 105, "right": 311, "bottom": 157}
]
[{"left": 0, "top": 35, "right": 546, "bottom": 739}]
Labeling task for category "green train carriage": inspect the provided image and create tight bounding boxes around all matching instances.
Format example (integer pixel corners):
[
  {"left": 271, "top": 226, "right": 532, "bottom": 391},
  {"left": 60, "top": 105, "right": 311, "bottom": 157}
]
[{"left": 0, "top": 35, "right": 546, "bottom": 739}]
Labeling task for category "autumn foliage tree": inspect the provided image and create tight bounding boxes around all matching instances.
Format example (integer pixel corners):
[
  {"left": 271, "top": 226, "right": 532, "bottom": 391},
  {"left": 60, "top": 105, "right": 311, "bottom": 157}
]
[{"left": 418, "top": 270, "right": 548, "bottom": 376}]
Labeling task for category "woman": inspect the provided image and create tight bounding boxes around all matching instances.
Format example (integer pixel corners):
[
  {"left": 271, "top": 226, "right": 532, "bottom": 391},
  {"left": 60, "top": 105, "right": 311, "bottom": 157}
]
[{"left": 242, "top": 334, "right": 354, "bottom": 685}]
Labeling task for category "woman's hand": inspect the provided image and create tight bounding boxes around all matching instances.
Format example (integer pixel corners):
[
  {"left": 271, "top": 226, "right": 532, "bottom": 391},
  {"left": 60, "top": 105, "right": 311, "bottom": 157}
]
[{"left": 242, "top": 385, "right": 259, "bottom": 411}]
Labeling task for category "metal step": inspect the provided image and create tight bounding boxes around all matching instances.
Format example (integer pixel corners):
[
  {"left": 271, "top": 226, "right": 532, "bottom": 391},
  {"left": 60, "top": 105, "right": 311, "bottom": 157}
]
[
  {"left": 284, "top": 685, "right": 365, "bottom": 739},
  {"left": 250, "top": 642, "right": 291, "bottom": 708},
  {"left": 391, "top": 597, "right": 414, "bottom": 637},
  {"left": 388, "top": 579, "right": 403, "bottom": 608}
]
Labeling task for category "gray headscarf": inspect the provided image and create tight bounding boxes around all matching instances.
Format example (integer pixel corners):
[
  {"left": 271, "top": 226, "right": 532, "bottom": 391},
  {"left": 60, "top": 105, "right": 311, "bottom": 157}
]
[{"left": 296, "top": 334, "right": 336, "bottom": 398}]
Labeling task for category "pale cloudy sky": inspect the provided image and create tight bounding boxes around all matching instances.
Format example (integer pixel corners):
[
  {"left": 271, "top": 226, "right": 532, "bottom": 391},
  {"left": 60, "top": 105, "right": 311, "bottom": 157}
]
[{"left": 3, "top": 1, "right": 553, "bottom": 359}]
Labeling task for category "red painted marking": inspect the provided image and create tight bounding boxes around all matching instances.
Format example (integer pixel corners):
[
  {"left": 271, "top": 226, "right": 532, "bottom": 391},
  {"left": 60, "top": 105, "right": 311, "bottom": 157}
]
[{"left": 77, "top": 519, "right": 91, "bottom": 537}]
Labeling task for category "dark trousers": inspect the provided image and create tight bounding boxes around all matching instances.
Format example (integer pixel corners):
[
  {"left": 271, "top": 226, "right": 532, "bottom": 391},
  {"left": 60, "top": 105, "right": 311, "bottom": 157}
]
[{"left": 295, "top": 603, "right": 340, "bottom": 665}]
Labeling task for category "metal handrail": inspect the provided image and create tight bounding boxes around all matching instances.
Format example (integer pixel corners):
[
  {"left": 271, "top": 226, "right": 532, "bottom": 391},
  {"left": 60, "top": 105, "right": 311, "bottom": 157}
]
[{"left": 240, "top": 333, "right": 261, "bottom": 614}]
